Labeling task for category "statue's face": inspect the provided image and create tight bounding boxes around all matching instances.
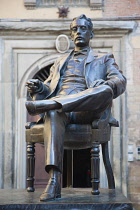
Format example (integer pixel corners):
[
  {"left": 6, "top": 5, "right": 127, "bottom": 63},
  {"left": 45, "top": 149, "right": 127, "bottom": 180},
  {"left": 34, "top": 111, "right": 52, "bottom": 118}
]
[{"left": 71, "top": 19, "right": 92, "bottom": 48}]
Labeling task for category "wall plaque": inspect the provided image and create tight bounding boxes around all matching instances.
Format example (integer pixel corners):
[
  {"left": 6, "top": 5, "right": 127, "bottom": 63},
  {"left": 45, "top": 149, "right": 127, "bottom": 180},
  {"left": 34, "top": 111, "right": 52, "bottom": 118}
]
[{"left": 55, "top": 34, "right": 70, "bottom": 53}]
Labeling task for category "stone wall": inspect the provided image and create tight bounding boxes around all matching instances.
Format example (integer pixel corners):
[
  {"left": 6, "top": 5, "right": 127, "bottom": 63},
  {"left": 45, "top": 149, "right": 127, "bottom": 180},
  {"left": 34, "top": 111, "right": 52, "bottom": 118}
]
[
  {"left": 127, "top": 21, "right": 140, "bottom": 206},
  {"left": 104, "top": 0, "right": 140, "bottom": 17},
  {"left": 0, "top": 0, "right": 102, "bottom": 19}
]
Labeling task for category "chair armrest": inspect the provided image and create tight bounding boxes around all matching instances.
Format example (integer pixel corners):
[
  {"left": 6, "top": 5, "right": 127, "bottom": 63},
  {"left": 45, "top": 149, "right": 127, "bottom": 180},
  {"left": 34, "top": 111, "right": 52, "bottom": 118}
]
[
  {"left": 25, "top": 122, "right": 44, "bottom": 143},
  {"left": 25, "top": 117, "right": 44, "bottom": 129},
  {"left": 92, "top": 107, "right": 119, "bottom": 129},
  {"left": 108, "top": 116, "right": 119, "bottom": 127},
  {"left": 25, "top": 122, "right": 37, "bottom": 129},
  {"left": 92, "top": 108, "right": 111, "bottom": 129}
]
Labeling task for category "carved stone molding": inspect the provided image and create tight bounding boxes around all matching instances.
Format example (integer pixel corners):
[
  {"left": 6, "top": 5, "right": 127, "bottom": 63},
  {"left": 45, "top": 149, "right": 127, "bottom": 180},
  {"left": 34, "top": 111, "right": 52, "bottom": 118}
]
[
  {"left": 24, "top": 0, "right": 103, "bottom": 9},
  {"left": 0, "top": 21, "right": 136, "bottom": 34},
  {"left": 24, "top": 0, "right": 36, "bottom": 10}
]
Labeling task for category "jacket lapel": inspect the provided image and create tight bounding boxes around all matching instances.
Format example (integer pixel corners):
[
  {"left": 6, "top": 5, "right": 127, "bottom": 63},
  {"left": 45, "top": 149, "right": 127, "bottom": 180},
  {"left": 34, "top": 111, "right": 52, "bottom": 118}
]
[
  {"left": 58, "top": 50, "right": 73, "bottom": 72},
  {"left": 86, "top": 48, "right": 98, "bottom": 64},
  {"left": 84, "top": 49, "right": 98, "bottom": 82}
]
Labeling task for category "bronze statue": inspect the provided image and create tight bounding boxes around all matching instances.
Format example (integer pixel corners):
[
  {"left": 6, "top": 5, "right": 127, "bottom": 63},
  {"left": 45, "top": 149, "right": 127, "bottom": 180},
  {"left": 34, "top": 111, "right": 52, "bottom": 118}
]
[{"left": 25, "top": 14, "right": 126, "bottom": 201}]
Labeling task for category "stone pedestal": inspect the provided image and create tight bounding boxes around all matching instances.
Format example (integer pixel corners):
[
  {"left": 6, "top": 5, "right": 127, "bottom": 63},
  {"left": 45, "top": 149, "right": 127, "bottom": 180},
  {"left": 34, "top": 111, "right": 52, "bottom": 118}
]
[{"left": 0, "top": 188, "right": 133, "bottom": 209}]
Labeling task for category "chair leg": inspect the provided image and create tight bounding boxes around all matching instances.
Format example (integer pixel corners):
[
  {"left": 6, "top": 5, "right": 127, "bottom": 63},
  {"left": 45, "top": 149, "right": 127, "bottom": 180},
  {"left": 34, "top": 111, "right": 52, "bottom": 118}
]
[
  {"left": 27, "top": 142, "right": 35, "bottom": 192},
  {"left": 91, "top": 144, "right": 100, "bottom": 195},
  {"left": 102, "top": 142, "right": 115, "bottom": 189}
]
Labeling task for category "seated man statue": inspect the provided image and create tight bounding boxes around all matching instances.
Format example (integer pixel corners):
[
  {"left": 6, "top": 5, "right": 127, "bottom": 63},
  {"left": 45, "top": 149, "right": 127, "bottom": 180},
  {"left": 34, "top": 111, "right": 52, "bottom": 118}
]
[{"left": 26, "top": 14, "right": 126, "bottom": 201}]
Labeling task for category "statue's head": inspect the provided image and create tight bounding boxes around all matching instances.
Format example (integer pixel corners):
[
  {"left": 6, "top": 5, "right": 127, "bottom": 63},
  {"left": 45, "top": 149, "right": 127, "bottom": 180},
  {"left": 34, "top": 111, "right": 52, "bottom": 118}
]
[{"left": 70, "top": 14, "right": 94, "bottom": 48}]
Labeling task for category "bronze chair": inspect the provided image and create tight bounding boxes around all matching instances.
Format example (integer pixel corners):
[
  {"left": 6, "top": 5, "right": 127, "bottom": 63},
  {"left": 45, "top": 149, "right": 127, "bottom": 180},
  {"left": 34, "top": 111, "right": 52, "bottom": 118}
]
[{"left": 25, "top": 106, "right": 119, "bottom": 195}]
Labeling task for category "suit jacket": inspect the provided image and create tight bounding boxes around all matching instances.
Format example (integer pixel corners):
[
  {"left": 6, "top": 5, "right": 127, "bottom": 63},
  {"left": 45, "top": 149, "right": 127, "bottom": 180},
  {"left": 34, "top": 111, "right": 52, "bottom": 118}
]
[{"left": 32, "top": 48, "right": 126, "bottom": 101}]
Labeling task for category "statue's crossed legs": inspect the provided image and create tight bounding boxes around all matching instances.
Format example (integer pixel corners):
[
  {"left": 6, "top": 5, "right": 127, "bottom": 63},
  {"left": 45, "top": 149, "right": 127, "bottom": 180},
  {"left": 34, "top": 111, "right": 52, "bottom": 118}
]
[{"left": 26, "top": 85, "right": 113, "bottom": 201}]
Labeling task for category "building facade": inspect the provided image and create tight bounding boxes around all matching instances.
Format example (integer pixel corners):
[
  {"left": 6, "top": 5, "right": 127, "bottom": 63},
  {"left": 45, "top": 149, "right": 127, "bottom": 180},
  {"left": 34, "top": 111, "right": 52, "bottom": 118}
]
[{"left": 0, "top": 0, "right": 140, "bottom": 208}]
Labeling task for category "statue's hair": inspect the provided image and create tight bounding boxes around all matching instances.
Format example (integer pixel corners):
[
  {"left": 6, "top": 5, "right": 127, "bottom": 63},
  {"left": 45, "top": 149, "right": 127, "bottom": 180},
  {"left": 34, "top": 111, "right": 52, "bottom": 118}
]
[{"left": 70, "top": 14, "right": 93, "bottom": 31}]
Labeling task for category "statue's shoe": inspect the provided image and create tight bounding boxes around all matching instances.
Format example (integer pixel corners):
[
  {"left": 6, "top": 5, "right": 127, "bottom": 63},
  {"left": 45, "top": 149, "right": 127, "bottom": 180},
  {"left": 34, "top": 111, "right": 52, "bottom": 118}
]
[
  {"left": 25, "top": 100, "right": 61, "bottom": 115},
  {"left": 25, "top": 101, "right": 51, "bottom": 116},
  {"left": 40, "top": 178, "right": 61, "bottom": 201}
]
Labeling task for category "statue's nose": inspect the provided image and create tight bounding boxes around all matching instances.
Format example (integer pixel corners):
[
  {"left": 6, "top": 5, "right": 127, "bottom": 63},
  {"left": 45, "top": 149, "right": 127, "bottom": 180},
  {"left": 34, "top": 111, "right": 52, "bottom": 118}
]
[{"left": 77, "top": 27, "right": 81, "bottom": 34}]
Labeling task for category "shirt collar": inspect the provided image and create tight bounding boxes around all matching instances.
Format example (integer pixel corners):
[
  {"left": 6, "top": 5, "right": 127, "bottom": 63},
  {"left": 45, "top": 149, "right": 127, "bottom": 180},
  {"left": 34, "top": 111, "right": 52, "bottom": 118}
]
[{"left": 74, "top": 47, "right": 90, "bottom": 56}]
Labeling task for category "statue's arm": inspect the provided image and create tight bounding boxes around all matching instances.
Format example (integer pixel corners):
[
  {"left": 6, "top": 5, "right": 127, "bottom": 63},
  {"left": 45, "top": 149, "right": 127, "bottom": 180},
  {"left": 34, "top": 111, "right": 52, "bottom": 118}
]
[
  {"left": 26, "top": 79, "right": 49, "bottom": 101},
  {"left": 28, "top": 63, "right": 56, "bottom": 101},
  {"left": 104, "top": 54, "right": 126, "bottom": 99}
]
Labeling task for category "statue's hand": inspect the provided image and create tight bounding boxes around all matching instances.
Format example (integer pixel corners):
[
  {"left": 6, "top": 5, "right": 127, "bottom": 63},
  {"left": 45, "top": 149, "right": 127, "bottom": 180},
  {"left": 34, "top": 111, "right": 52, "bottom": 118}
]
[{"left": 26, "top": 79, "right": 42, "bottom": 93}]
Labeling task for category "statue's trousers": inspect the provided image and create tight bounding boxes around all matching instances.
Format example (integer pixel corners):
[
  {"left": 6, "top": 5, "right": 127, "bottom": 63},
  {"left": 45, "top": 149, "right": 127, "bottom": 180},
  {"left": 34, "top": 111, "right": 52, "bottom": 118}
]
[{"left": 44, "top": 85, "right": 113, "bottom": 173}]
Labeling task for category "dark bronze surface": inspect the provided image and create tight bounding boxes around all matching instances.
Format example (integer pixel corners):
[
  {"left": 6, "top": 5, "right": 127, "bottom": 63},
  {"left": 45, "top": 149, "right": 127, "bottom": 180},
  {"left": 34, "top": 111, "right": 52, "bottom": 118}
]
[
  {"left": 102, "top": 142, "right": 115, "bottom": 189},
  {"left": 0, "top": 189, "right": 133, "bottom": 209},
  {"left": 91, "top": 144, "right": 100, "bottom": 195},
  {"left": 39, "top": 170, "right": 61, "bottom": 201},
  {"left": 27, "top": 142, "right": 35, "bottom": 192},
  {"left": 25, "top": 14, "right": 126, "bottom": 200}
]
